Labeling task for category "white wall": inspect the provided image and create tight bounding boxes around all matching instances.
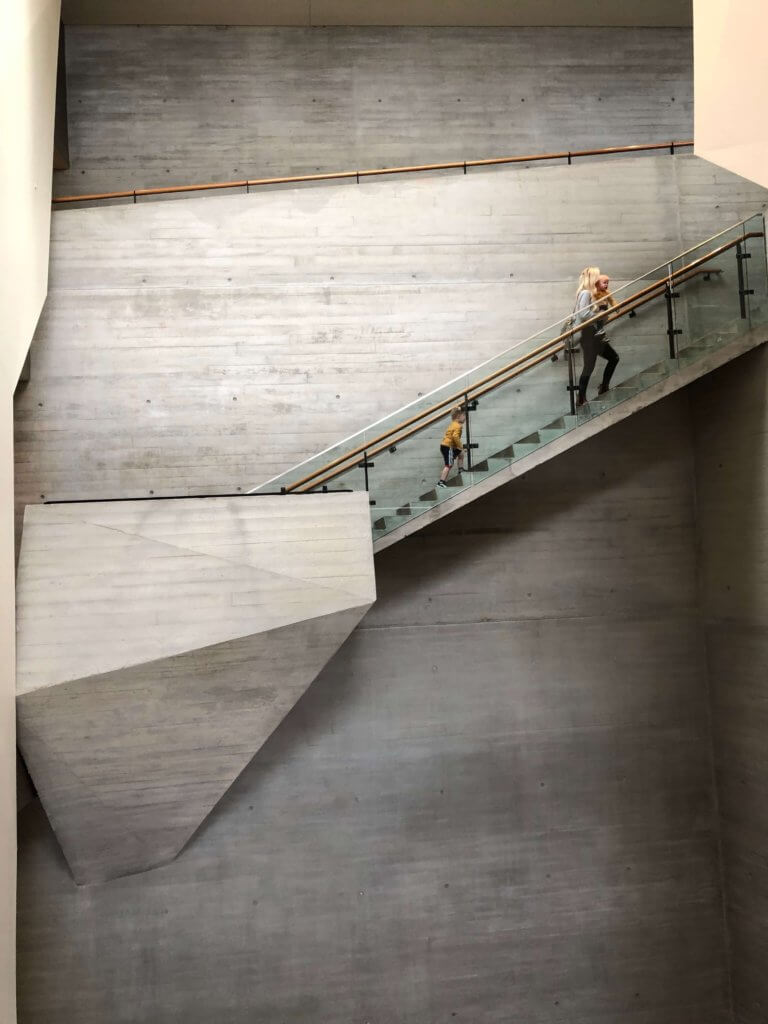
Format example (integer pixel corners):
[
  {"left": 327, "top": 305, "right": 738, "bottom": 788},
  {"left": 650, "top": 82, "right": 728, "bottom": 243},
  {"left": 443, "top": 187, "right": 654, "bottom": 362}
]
[
  {"left": 694, "top": 0, "right": 768, "bottom": 190},
  {"left": 0, "top": 401, "right": 15, "bottom": 1022},
  {"left": 1, "top": 0, "right": 60, "bottom": 386},
  {"left": 0, "top": 1, "right": 61, "bottom": 1019}
]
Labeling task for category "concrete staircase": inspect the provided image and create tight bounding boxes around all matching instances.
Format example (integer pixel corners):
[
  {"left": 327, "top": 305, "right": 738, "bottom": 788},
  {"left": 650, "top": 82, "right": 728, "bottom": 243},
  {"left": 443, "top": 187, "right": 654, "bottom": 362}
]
[
  {"left": 370, "top": 330, "right": 745, "bottom": 548},
  {"left": 249, "top": 214, "right": 768, "bottom": 554}
]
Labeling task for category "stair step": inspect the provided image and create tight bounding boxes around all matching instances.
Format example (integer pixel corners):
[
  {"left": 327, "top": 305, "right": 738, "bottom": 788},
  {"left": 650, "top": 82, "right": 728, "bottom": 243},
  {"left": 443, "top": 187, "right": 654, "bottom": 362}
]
[
  {"left": 683, "top": 332, "right": 734, "bottom": 356},
  {"left": 644, "top": 359, "right": 675, "bottom": 376},
  {"left": 372, "top": 517, "right": 400, "bottom": 536},
  {"left": 417, "top": 476, "right": 471, "bottom": 502},
  {"left": 612, "top": 368, "right": 668, "bottom": 390},
  {"left": 491, "top": 432, "right": 567, "bottom": 461},
  {"left": 471, "top": 456, "right": 512, "bottom": 475},
  {"left": 639, "top": 368, "right": 668, "bottom": 381},
  {"left": 541, "top": 415, "right": 578, "bottom": 432},
  {"left": 589, "top": 385, "right": 640, "bottom": 410},
  {"left": 538, "top": 423, "right": 574, "bottom": 441},
  {"left": 678, "top": 340, "right": 725, "bottom": 365},
  {"left": 513, "top": 442, "right": 543, "bottom": 458},
  {"left": 678, "top": 349, "right": 708, "bottom": 366}
]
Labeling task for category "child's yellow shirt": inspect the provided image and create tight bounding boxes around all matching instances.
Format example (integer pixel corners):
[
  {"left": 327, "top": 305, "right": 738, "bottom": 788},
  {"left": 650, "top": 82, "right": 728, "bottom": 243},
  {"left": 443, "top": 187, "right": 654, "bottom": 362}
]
[{"left": 441, "top": 420, "right": 463, "bottom": 450}]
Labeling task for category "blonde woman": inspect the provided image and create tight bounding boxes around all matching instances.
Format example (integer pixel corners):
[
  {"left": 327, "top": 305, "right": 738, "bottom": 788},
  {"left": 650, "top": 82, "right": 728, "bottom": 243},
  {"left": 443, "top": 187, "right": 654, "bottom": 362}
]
[{"left": 573, "top": 267, "right": 619, "bottom": 406}]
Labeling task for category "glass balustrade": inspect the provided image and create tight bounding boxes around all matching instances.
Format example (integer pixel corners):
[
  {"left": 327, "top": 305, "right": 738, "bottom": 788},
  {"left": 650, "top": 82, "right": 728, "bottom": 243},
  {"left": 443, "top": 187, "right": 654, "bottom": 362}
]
[{"left": 249, "top": 216, "right": 767, "bottom": 542}]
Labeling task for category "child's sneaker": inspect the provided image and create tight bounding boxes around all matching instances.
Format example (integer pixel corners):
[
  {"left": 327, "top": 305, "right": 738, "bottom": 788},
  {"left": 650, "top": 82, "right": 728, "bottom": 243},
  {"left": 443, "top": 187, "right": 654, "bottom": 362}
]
[{"left": 437, "top": 480, "right": 448, "bottom": 488}]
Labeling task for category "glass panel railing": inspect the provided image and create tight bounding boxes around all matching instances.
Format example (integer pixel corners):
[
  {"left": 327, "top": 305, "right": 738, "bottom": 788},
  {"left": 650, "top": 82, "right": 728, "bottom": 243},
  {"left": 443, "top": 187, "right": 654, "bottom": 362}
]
[
  {"left": 248, "top": 322, "right": 572, "bottom": 496},
  {"left": 669, "top": 220, "right": 754, "bottom": 370},
  {"left": 249, "top": 216, "right": 766, "bottom": 542},
  {"left": 569, "top": 262, "right": 677, "bottom": 423},
  {"left": 248, "top": 252, "right": 693, "bottom": 497},
  {"left": 367, "top": 414, "right": 469, "bottom": 531},
  {"left": 470, "top": 350, "right": 566, "bottom": 469}
]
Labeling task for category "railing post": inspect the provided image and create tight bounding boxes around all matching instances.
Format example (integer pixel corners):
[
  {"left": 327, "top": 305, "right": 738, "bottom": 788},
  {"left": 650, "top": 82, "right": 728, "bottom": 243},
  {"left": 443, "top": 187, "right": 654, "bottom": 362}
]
[
  {"left": 360, "top": 450, "right": 376, "bottom": 505},
  {"left": 463, "top": 393, "right": 474, "bottom": 471},
  {"left": 664, "top": 284, "right": 682, "bottom": 358},
  {"left": 736, "top": 241, "right": 754, "bottom": 319},
  {"left": 566, "top": 344, "right": 577, "bottom": 415}
]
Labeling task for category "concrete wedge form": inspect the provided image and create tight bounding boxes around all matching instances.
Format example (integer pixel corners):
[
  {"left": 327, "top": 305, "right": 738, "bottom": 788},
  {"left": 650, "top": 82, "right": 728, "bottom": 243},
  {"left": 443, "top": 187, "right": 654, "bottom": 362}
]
[{"left": 15, "top": 494, "right": 375, "bottom": 883}]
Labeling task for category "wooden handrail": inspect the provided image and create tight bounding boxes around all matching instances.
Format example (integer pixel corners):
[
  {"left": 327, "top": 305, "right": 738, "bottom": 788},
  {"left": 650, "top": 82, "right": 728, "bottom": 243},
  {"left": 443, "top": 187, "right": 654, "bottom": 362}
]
[
  {"left": 51, "top": 139, "right": 693, "bottom": 206},
  {"left": 284, "top": 233, "right": 760, "bottom": 492},
  {"left": 301, "top": 268, "right": 722, "bottom": 490}
]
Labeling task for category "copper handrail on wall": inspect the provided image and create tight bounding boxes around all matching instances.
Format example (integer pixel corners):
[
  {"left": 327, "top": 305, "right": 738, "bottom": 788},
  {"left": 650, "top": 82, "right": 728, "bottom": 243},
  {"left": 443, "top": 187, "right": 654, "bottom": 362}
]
[
  {"left": 51, "top": 139, "right": 694, "bottom": 206},
  {"left": 281, "top": 231, "right": 761, "bottom": 494}
]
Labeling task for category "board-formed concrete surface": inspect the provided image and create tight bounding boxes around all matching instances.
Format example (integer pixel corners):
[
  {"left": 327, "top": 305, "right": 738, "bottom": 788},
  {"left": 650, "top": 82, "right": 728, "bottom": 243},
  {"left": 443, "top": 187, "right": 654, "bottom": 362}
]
[
  {"left": 690, "top": 344, "right": 768, "bottom": 1024},
  {"left": 16, "top": 396, "right": 731, "bottom": 1024},
  {"left": 371, "top": 325, "right": 768, "bottom": 552},
  {"left": 15, "top": 493, "right": 375, "bottom": 882},
  {"left": 16, "top": 155, "right": 768, "bottom": 521},
  {"left": 56, "top": 25, "right": 693, "bottom": 196}
]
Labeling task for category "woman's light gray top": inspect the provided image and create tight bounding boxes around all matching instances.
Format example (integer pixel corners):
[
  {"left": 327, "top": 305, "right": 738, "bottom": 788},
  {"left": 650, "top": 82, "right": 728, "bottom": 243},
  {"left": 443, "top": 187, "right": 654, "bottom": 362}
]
[{"left": 575, "top": 288, "right": 597, "bottom": 325}]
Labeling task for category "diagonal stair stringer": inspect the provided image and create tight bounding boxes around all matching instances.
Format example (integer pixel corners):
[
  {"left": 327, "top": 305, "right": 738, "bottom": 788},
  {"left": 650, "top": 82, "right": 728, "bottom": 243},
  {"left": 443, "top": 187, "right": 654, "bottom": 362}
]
[{"left": 371, "top": 325, "right": 768, "bottom": 553}]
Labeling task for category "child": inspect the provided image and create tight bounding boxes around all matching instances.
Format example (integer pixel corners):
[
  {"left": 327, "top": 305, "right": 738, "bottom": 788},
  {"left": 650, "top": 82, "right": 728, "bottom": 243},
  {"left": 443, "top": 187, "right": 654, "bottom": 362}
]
[{"left": 437, "top": 406, "right": 466, "bottom": 487}]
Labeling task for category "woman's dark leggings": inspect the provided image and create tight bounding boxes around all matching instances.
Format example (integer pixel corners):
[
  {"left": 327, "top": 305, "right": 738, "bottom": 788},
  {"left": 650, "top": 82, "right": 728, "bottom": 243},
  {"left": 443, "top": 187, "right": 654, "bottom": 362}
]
[{"left": 578, "top": 328, "right": 619, "bottom": 401}]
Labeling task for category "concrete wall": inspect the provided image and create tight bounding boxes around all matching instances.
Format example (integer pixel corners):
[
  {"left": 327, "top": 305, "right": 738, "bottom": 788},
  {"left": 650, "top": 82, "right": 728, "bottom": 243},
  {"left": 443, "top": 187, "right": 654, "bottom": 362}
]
[
  {"left": 55, "top": 25, "right": 694, "bottom": 196},
  {"left": 0, "top": 3, "right": 61, "bottom": 1021},
  {"left": 690, "top": 345, "right": 768, "bottom": 1024},
  {"left": 16, "top": 20, "right": 768, "bottom": 1018},
  {"left": 18, "top": 154, "right": 768, "bottom": 519},
  {"left": 16, "top": 394, "right": 732, "bottom": 1024}
]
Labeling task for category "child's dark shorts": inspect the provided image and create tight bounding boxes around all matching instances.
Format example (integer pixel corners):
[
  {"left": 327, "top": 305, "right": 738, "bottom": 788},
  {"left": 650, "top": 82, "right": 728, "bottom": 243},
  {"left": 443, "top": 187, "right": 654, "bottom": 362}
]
[{"left": 440, "top": 445, "right": 462, "bottom": 467}]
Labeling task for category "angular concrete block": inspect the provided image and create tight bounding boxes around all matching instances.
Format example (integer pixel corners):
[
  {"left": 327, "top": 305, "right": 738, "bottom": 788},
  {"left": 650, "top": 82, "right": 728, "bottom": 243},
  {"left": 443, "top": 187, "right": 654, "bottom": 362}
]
[{"left": 16, "top": 494, "right": 375, "bottom": 883}]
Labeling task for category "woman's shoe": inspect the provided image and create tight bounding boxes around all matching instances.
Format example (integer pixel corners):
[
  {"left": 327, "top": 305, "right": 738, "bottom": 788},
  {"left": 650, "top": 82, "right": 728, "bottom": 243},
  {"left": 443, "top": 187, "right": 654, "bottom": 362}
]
[
  {"left": 576, "top": 395, "right": 588, "bottom": 408},
  {"left": 597, "top": 383, "right": 609, "bottom": 396}
]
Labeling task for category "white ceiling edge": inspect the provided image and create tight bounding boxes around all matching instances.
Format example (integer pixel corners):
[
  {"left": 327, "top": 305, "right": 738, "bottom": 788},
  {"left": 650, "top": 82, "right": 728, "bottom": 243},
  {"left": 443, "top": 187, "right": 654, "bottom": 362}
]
[{"left": 62, "top": 0, "right": 693, "bottom": 28}]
